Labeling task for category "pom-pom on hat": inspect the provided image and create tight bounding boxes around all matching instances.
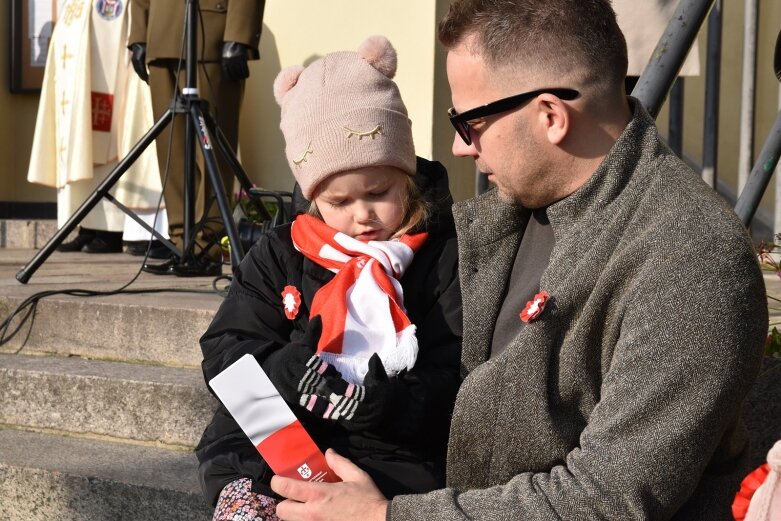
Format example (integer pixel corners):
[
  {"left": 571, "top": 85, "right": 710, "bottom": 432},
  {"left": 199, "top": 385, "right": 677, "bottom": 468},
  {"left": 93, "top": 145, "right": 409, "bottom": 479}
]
[{"left": 273, "top": 35, "right": 416, "bottom": 200}]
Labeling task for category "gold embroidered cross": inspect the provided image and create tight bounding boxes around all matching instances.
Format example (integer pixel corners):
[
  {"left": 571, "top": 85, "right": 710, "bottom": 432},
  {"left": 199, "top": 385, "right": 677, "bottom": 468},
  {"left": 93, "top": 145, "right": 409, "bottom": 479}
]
[
  {"left": 60, "top": 96, "right": 70, "bottom": 115},
  {"left": 293, "top": 142, "right": 313, "bottom": 167},
  {"left": 92, "top": 95, "right": 113, "bottom": 129},
  {"left": 58, "top": 143, "right": 67, "bottom": 163},
  {"left": 60, "top": 45, "right": 74, "bottom": 70},
  {"left": 343, "top": 125, "right": 383, "bottom": 140}
]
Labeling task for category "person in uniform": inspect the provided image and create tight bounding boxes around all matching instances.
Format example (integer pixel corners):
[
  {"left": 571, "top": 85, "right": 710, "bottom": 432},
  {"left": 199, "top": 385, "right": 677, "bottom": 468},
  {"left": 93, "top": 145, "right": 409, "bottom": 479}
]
[{"left": 127, "top": 0, "right": 264, "bottom": 276}]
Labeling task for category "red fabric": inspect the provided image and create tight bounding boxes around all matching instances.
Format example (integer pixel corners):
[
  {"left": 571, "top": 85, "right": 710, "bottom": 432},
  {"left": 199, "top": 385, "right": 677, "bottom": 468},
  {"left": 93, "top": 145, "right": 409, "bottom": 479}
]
[
  {"left": 733, "top": 463, "right": 771, "bottom": 520},
  {"left": 281, "top": 285, "right": 302, "bottom": 320},
  {"left": 90, "top": 92, "right": 113, "bottom": 132},
  {"left": 257, "top": 420, "right": 340, "bottom": 483}
]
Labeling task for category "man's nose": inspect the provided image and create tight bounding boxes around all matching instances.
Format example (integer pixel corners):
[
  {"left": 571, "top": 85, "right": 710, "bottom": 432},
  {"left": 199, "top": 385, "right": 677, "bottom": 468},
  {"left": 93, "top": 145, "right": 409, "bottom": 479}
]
[{"left": 452, "top": 133, "right": 477, "bottom": 158}]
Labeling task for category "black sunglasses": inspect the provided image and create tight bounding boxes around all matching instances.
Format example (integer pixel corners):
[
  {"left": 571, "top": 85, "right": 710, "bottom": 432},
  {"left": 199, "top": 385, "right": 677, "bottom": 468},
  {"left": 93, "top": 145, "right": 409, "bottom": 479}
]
[{"left": 448, "top": 88, "right": 580, "bottom": 145}]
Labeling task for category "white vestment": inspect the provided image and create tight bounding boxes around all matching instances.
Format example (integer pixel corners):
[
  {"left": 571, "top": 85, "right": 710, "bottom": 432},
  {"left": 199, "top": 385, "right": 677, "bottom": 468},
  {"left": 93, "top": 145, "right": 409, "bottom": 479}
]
[{"left": 27, "top": 0, "right": 165, "bottom": 232}]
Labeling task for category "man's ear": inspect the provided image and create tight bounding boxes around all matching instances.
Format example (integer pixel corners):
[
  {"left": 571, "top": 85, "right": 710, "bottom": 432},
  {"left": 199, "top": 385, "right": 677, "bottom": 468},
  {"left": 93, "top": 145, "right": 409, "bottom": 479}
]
[{"left": 536, "top": 94, "right": 570, "bottom": 145}]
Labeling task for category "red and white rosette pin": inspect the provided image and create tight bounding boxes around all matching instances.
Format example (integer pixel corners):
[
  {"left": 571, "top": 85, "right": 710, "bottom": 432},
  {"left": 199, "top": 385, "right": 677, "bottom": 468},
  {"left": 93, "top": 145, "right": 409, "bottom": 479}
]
[
  {"left": 732, "top": 463, "right": 771, "bottom": 521},
  {"left": 281, "top": 285, "right": 302, "bottom": 320},
  {"left": 520, "top": 291, "right": 549, "bottom": 323}
]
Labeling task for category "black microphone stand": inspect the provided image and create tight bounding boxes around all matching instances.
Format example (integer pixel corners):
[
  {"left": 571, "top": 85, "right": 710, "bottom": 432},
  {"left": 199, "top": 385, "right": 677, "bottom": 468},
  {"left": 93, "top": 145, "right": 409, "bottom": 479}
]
[{"left": 17, "top": 0, "right": 257, "bottom": 283}]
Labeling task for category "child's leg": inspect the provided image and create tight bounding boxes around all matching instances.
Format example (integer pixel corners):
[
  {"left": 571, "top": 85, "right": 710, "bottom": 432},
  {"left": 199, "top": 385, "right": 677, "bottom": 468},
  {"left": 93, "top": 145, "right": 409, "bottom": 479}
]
[{"left": 212, "top": 477, "right": 280, "bottom": 521}]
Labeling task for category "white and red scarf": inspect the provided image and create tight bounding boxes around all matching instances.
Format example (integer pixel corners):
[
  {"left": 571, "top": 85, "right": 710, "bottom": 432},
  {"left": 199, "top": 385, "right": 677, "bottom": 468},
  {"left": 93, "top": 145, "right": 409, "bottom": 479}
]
[{"left": 290, "top": 214, "right": 427, "bottom": 384}]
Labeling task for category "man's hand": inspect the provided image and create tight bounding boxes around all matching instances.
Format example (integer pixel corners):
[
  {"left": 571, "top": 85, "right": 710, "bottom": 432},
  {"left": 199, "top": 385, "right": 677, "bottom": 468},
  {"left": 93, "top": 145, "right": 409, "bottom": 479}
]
[
  {"left": 128, "top": 42, "right": 148, "bottom": 83},
  {"left": 271, "top": 449, "right": 388, "bottom": 521},
  {"left": 221, "top": 41, "right": 251, "bottom": 81}
]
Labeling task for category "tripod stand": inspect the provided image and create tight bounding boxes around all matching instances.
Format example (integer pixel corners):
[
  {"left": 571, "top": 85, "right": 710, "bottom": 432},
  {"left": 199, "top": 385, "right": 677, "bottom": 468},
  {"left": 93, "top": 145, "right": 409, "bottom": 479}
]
[{"left": 17, "top": 0, "right": 254, "bottom": 284}]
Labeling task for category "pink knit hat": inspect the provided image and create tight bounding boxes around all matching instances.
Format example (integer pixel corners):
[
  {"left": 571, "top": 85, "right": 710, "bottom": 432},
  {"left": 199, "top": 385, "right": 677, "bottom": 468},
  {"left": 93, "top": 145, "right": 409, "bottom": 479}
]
[{"left": 273, "top": 35, "right": 416, "bottom": 200}]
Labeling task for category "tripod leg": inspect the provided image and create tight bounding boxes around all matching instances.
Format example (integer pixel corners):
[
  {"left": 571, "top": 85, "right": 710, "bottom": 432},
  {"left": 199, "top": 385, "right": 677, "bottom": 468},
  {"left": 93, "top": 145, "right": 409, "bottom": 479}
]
[
  {"left": 205, "top": 111, "right": 273, "bottom": 222},
  {"left": 103, "top": 193, "right": 180, "bottom": 256},
  {"left": 16, "top": 109, "right": 176, "bottom": 284},
  {"left": 188, "top": 104, "right": 245, "bottom": 268},
  {"left": 183, "top": 94, "right": 198, "bottom": 261}
]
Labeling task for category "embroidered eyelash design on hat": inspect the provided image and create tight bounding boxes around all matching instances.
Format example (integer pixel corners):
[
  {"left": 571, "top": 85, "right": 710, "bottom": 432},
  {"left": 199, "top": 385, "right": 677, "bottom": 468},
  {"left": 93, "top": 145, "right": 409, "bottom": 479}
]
[
  {"left": 343, "top": 125, "right": 383, "bottom": 140},
  {"left": 292, "top": 142, "right": 313, "bottom": 167}
]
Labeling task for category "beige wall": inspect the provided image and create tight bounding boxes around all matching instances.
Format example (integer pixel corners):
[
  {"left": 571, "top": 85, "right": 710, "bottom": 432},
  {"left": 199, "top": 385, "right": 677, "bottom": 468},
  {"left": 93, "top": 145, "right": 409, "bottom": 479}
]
[
  {"left": 0, "top": 4, "right": 55, "bottom": 203},
  {"left": 2, "top": 1, "right": 781, "bottom": 214},
  {"left": 0, "top": 0, "right": 481, "bottom": 207}
]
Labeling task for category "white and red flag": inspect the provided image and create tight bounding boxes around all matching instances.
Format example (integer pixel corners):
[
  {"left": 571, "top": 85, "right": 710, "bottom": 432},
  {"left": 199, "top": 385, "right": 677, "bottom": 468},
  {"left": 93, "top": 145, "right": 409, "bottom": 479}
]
[{"left": 209, "top": 354, "right": 339, "bottom": 483}]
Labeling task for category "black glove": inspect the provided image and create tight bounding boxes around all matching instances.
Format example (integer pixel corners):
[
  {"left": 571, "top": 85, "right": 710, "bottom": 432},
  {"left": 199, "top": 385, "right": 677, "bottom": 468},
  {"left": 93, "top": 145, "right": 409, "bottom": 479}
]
[
  {"left": 221, "top": 41, "right": 250, "bottom": 81},
  {"left": 129, "top": 42, "right": 149, "bottom": 83},
  {"left": 261, "top": 316, "right": 340, "bottom": 405},
  {"left": 300, "top": 353, "right": 394, "bottom": 431}
]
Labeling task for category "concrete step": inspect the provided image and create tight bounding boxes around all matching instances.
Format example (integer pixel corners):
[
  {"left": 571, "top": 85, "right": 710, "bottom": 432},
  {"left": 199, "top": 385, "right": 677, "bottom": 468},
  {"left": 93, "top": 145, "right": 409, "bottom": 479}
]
[
  {"left": 0, "top": 354, "right": 217, "bottom": 448},
  {"left": 0, "top": 428, "right": 211, "bottom": 521},
  {"left": 0, "top": 292, "right": 217, "bottom": 367},
  {"left": 0, "top": 247, "right": 226, "bottom": 518},
  {"left": 1, "top": 249, "right": 223, "bottom": 368},
  {"left": 0, "top": 219, "right": 62, "bottom": 249}
]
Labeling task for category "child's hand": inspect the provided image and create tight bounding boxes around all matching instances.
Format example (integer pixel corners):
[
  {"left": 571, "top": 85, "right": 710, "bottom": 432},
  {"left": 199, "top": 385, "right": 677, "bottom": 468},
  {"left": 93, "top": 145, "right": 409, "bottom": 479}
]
[
  {"left": 262, "top": 316, "right": 341, "bottom": 404},
  {"left": 300, "top": 354, "right": 395, "bottom": 431}
]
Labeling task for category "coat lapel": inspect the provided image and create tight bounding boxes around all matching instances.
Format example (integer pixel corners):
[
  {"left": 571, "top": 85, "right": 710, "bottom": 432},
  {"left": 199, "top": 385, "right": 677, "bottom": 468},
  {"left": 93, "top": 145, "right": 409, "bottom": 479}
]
[{"left": 454, "top": 191, "right": 528, "bottom": 374}]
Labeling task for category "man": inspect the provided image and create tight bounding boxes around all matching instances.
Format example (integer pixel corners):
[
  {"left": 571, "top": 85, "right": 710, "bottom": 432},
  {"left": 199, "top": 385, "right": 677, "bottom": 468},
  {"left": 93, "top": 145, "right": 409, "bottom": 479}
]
[
  {"left": 269, "top": 0, "right": 768, "bottom": 519},
  {"left": 127, "top": 0, "right": 264, "bottom": 276}
]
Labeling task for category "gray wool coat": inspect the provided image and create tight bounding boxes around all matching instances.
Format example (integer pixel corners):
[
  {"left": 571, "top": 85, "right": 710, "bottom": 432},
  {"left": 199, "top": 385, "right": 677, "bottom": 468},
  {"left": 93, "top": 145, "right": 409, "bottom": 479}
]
[{"left": 389, "top": 102, "right": 768, "bottom": 520}]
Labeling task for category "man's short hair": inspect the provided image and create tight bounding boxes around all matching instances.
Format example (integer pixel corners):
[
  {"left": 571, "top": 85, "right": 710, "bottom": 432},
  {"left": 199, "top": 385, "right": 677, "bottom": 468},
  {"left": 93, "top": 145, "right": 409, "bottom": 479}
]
[{"left": 438, "top": 0, "right": 628, "bottom": 91}]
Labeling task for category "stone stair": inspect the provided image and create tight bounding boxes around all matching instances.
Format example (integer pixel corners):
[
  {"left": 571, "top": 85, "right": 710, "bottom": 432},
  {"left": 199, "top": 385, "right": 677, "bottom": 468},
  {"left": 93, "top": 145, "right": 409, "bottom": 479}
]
[
  {"left": 0, "top": 220, "right": 224, "bottom": 520},
  {"left": 0, "top": 219, "right": 62, "bottom": 249}
]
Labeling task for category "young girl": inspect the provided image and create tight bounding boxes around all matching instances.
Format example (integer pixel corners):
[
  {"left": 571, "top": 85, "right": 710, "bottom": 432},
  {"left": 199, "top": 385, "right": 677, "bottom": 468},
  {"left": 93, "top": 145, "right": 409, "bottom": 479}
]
[{"left": 196, "top": 36, "right": 462, "bottom": 520}]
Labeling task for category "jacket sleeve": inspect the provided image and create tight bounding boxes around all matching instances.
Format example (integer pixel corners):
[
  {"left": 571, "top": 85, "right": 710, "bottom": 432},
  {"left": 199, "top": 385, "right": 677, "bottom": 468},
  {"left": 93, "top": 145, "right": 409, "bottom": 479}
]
[
  {"left": 379, "top": 234, "right": 463, "bottom": 448},
  {"left": 200, "top": 230, "right": 295, "bottom": 387},
  {"left": 389, "top": 216, "right": 767, "bottom": 519},
  {"left": 127, "top": 0, "right": 149, "bottom": 46},
  {"left": 224, "top": 0, "right": 263, "bottom": 53}
]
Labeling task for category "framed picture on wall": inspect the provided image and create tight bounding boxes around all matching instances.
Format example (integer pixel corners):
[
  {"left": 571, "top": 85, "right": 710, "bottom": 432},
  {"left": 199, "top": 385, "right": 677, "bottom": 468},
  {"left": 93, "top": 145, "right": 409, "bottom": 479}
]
[{"left": 9, "top": 0, "right": 62, "bottom": 93}]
